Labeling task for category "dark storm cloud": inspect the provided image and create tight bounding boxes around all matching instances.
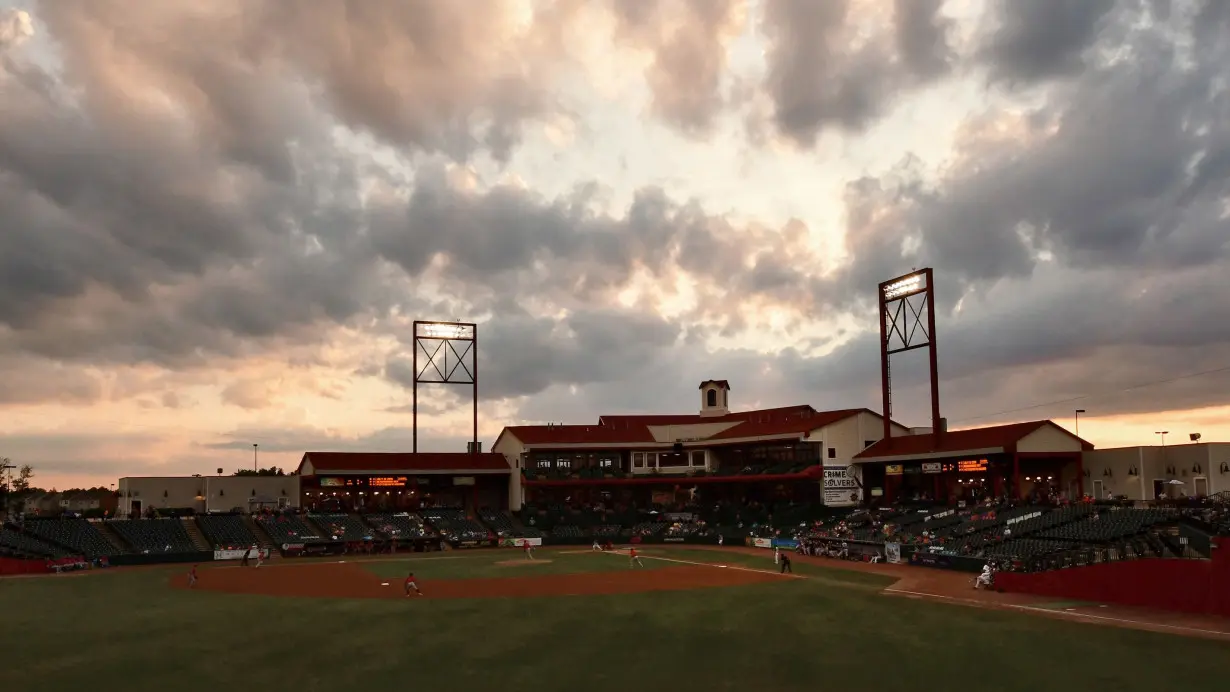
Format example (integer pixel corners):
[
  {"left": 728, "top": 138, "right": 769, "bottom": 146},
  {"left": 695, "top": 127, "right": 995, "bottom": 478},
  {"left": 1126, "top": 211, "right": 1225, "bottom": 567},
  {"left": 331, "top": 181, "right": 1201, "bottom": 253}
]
[
  {"left": 758, "top": 0, "right": 953, "bottom": 146},
  {"left": 978, "top": 0, "right": 1120, "bottom": 84}
]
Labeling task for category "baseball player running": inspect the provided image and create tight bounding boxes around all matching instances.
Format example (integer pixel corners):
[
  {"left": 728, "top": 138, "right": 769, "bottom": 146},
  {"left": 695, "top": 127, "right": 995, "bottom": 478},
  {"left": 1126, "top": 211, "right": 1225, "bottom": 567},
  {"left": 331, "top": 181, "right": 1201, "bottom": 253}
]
[
  {"left": 629, "top": 547, "right": 645, "bottom": 568},
  {"left": 405, "top": 572, "right": 423, "bottom": 597}
]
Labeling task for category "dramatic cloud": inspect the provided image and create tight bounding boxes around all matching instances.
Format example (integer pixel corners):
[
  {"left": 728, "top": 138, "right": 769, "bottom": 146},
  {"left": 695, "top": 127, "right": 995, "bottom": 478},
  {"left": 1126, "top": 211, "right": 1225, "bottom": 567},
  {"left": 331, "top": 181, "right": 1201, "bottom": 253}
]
[
  {"left": 2, "top": 1, "right": 1228, "bottom": 487},
  {"left": 756, "top": 0, "right": 955, "bottom": 146}
]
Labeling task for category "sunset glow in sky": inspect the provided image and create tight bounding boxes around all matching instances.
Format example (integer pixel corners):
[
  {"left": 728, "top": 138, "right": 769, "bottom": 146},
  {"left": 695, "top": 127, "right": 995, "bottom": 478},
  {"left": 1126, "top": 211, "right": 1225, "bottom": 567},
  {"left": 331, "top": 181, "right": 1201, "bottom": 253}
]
[{"left": 1, "top": 0, "right": 1228, "bottom": 490}]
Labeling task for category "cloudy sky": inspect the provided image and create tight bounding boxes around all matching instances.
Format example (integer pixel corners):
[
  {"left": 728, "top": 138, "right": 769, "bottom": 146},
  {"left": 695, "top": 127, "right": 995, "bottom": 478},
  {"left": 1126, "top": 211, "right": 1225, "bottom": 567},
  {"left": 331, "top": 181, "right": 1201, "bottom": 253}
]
[{"left": 2, "top": 0, "right": 1228, "bottom": 490}]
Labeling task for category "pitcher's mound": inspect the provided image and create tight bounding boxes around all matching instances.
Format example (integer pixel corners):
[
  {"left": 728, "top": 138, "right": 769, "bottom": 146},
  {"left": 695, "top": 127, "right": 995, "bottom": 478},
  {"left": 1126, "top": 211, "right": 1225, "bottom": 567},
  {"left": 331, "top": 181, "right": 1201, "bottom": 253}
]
[{"left": 496, "top": 559, "right": 553, "bottom": 567}]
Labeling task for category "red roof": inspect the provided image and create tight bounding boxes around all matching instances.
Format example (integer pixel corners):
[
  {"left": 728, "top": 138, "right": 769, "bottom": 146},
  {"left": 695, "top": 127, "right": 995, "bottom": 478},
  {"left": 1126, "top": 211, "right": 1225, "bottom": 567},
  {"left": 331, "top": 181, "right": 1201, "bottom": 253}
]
[
  {"left": 855, "top": 421, "right": 1092, "bottom": 459},
  {"left": 699, "top": 379, "right": 730, "bottom": 390},
  {"left": 709, "top": 409, "right": 867, "bottom": 440},
  {"left": 499, "top": 407, "right": 879, "bottom": 447},
  {"left": 500, "top": 425, "right": 656, "bottom": 445},
  {"left": 299, "top": 452, "right": 510, "bottom": 474}
]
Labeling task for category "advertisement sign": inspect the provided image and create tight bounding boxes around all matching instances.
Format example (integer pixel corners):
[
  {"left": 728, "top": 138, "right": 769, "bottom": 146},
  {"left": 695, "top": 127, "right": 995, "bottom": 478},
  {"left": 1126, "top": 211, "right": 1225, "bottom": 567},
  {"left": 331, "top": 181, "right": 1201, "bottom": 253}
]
[
  {"left": 664, "top": 512, "right": 694, "bottom": 522},
  {"left": 663, "top": 537, "right": 686, "bottom": 543},
  {"left": 885, "top": 542, "right": 901, "bottom": 564},
  {"left": 752, "top": 537, "right": 773, "bottom": 549},
  {"left": 771, "top": 538, "right": 799, "bottom": 550},
  {"left": 886, "top": 464, "right": 904, "bottom": 476},
  {"left": 921, "top": 462, "right": 942, "bottom": 474},
  {"left": 213, "top": 549, "right": 269, "bottom": 561},
  {"left": 823, "top": 465, "right": 862, "bottom": 507},
  {"left": 499, "top": 537, "right": 543, "bottom": 548},
  {"left": 319, "top": 478, "right": 344, "bottom": 487}
]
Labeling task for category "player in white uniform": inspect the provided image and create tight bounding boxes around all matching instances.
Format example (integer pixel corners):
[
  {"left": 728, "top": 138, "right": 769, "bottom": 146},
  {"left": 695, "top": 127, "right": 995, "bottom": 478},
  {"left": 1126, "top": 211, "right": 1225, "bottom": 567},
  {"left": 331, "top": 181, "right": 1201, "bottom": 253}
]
[
  {"left": 975, "top": 563, "right": 994, "bottom": 589},
  {"left": 592, "top": 539, "right": 602, "bottom": 551}
]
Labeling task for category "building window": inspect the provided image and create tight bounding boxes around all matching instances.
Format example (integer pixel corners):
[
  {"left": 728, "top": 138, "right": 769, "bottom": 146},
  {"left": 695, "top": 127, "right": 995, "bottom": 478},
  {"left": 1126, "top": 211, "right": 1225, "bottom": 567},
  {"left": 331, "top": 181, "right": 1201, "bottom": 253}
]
[
  {"left": 633, "top": 453, "right": 644, "bottom": 468},
  {"left": 827, "top": 447, "right": 837, "bottom": 459},
  {"left": 690, "top": 451, "right": 705, "bottom": 466},
  {"left": 599, "top": 458, "right": 614, "bottom": 469},
  {"left": 556, "top": 458, "right": 572, "bottom": 469},
  {"left": 706, "top": 389, "right": 717, "bottom": 407}
]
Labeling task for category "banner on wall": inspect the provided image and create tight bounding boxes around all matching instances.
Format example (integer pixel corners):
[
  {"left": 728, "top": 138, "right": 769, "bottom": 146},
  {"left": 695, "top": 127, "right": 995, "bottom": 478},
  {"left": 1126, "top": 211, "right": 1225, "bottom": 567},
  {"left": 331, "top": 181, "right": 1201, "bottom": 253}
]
[
  {"left": 823, "top": 465, "right": 863, "bottom": 507},
  {"left": 214, "top": 549, "right": 269, "bottom": 561},
  {"left": 771, "top": 538, "right": 799, "bottom": 550},
  {"left": 921, "top": 462, "right": 942, "bottom": 474},
  {"left": 885, "top": 542, "right": 901, "bottom": 564},
  {"left": 886, "top": 464, "right": 904, "bottom": 476},
  {"left": 752, "top": 537, "right": 773, "bottom": 549},
  {"left": 499, "top": 537, "right": 543, "bottom": 547}
]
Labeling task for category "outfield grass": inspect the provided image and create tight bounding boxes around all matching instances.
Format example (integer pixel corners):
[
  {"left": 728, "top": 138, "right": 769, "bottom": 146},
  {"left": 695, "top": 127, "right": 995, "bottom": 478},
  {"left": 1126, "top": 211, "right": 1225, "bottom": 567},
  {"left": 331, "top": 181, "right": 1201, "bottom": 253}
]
[{"left": 2, "top": 549, "right": 1228, "bottom": 692}]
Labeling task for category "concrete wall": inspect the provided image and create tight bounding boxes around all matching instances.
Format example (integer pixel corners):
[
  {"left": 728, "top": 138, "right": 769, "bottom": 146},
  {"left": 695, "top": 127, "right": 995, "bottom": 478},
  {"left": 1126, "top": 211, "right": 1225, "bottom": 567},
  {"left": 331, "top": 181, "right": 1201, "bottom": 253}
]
[
  {"left": 818, "top": 411, "right": 910, "bottom": 464},
  {"left": 1083, "top": 443, "right": 1226, "bottom": 500},
  {"left": 117, "top": 476, "right": 301, "bottom": 515},
  {"left": 1017, "top": 424, "right": 1084, "bottom": 453},
  {"left": 490, "top": 435, "right": 526, "bottom": 511}
]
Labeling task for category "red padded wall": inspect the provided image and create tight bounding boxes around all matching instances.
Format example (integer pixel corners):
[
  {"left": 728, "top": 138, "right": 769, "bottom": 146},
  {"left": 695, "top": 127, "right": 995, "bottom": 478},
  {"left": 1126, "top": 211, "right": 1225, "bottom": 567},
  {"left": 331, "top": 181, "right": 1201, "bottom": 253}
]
[{"left": 997, "top": 538, "right": 1228, "bottom": 617}]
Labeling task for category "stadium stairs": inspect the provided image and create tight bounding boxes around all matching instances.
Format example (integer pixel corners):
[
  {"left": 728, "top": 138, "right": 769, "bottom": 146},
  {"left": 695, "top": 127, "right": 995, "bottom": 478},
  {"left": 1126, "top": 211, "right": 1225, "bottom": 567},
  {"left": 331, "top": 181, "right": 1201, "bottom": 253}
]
[
  {"left": 96, "top": 522, "right": 134, "bottom": 553},
  {"left": 242, "top": 515, "right": 280, "bottom": 559},
  {"left": 182, "top": 517, "right": 212, "bottom": 552}
]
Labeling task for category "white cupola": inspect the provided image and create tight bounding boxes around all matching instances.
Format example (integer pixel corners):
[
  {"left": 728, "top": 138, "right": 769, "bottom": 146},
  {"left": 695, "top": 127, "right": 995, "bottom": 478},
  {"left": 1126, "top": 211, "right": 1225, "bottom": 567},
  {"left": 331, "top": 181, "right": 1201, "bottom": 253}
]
[{"left": 698, "top": 380, "right": 731, "bottom": 417}]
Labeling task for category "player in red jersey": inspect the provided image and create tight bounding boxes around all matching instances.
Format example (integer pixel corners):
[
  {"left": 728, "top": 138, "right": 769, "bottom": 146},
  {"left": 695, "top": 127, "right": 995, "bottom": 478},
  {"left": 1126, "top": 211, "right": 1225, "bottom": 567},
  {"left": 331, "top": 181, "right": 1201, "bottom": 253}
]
[
  {"left": 404, "top": 572, "right": 422, "bottom": 597},
  {"left": 187, "top": 565, "right": 198, "bottom": 588},
  {"left": 522, "top": 538, "right": 535, "bottom": 560},
  {"left": 629, "top": 547, "right": 644, "bottom": 568}
]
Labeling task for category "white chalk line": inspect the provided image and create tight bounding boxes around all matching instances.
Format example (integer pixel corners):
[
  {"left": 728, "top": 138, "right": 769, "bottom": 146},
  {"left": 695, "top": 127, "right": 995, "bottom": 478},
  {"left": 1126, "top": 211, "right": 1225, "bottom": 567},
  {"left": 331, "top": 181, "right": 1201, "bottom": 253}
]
[
  {"left": 883, "top": 588, "right": 1230, "bottom": 638},
  {"left": 604, "top": 548, "right": 805, "bottom": 580}
]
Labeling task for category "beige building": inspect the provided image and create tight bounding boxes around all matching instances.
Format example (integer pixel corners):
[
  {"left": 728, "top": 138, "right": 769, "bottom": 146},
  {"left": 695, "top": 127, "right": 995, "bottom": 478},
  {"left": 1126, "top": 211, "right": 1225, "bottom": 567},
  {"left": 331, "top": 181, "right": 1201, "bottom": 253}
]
[
  {"left": 117, "top": 475, "right": 301, "bottom": 516},
  {"left": 1082, "top": 443, "right": 1229, "bottom": 500}
]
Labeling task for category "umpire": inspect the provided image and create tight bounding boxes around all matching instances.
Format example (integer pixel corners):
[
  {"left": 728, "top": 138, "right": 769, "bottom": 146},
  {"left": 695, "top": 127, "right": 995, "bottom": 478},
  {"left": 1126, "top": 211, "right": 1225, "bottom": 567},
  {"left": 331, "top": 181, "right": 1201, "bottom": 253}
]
[{"left": 779, "top": 551, "right": 792, "bottom": 574}]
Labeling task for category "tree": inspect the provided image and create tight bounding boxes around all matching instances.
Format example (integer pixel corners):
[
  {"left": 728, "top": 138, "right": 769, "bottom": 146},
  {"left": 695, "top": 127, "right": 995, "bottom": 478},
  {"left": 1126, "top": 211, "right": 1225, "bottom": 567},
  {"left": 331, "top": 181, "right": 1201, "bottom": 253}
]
[
  {"left": 233, "top": 467, "right": 286, "bottom": 477},
  {"left": 0, "top": 460, "right": 34, "bottom": 518}
]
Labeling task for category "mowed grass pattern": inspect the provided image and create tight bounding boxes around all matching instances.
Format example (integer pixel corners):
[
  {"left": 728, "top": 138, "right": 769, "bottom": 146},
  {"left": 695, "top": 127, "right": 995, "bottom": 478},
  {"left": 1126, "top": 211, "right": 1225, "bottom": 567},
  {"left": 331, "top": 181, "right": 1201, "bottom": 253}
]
[{"left": 2, "top": 549, "right": 1228, "bottom": 692}]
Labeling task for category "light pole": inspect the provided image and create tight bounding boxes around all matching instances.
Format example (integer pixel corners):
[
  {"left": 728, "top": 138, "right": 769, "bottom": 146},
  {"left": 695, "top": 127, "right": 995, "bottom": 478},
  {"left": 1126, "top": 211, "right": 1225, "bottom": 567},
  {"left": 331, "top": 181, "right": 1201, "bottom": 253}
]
[
  {"left": 1155, "top": 431, "right": 1168, "bottom": 447},
  {"left": 1074, "top": 409, "right": 1085, "bottom": 436},
  {"left": 253, "top": 443, "right": 259, "bottom": 472}
]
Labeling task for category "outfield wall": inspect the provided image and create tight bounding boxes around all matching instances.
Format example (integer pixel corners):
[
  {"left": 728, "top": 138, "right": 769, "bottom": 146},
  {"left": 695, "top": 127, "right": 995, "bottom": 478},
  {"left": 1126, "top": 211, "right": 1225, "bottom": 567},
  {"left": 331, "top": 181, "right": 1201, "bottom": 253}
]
[
  {"left": 0, "top": 557, "right": 47, "bottom": 575},
  {"left": 996, "top": 538, "right": 1229, "bottom": 617}
]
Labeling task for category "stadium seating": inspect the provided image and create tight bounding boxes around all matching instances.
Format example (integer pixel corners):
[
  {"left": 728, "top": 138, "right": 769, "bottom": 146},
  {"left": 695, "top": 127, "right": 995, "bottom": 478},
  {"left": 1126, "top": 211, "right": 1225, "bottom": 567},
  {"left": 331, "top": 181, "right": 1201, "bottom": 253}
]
[
  {"left": 419, "top": 509, "right": 489, "bottom": 541},
  {"left": 23, "top": 517, "right": 124, "bottom": 558},
  {"left": 364, "top": 513, "right": 432, "bottom": 539},
  {"left": 309, "top": 513, "right": 373, "bottom": 541},
  {"left": 479, "top": 509, "right": 545, "bottom": 539},
  {"left": 255, "top": 514, "right": 325, "bottom": 544},
  {"left": 0, "top": 525, "right": 69, "bottom": 558},
  {"left": 108, "top": 519, "right": 197, "bottom": 553},
  {"left": 195, "top": 514, "right": 259, "bottom": 550},
  {"left": 1036, "top": 507, "right": 1178, "bottom": 542}
]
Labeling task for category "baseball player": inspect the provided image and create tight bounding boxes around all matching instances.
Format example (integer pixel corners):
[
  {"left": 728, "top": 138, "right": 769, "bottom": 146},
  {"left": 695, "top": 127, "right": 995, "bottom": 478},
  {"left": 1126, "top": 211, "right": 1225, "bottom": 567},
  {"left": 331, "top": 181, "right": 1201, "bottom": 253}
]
[
  {"left": 254, "top": 547, "right": 264, "bottom": 569},
  {"left": 779, "top": 552, "right": 792, "bottom": 574},
  {"left": 187, "top": 564, "right": 198, "bottom": 588},
  {"left": 593, "top": 539, "right": 602, "bottom": 551},
  {"left": 404, "top": 571, "right": 423, "bottom": 597},
  {"left": 629, "top": 547, "right": 644, "bottom": 568},
  {"left": 522, "top": 538, "right": 535, "bottom": 560}
]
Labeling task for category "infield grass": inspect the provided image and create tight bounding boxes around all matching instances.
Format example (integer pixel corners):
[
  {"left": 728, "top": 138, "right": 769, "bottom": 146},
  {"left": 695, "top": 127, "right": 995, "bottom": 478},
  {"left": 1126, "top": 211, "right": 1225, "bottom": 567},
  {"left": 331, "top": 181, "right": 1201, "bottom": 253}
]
[{"left": 3, "top": 548, "right": 1228, "bottom": 692}]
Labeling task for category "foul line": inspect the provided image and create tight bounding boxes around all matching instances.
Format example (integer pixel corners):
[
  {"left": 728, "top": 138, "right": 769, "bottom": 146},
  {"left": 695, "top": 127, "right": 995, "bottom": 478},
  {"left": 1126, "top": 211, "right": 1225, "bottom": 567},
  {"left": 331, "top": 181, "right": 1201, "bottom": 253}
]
[
  {"left": 607, "top": 548, "right": 805, "bottom": 580},
  {"left": 883, "top": 588, "right": 1230, "bottom": 638}
]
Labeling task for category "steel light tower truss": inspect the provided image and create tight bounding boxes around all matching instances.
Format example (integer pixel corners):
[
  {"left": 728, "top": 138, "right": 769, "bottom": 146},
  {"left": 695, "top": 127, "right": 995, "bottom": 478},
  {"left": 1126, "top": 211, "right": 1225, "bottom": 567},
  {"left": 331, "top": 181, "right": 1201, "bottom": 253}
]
[
  {"left": 412, "top": 320, "right": 478, "bottom": 454},
  {"left": 877, "top": 268, "right": 941, "bottom": 441}
]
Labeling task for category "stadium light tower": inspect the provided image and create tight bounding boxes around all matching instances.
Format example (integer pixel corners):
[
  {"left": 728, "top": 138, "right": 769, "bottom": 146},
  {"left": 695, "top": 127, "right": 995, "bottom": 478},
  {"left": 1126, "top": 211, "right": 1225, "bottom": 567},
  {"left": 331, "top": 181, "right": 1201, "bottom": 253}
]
[
  {"left": 412, "top": 320, "right": 479, "bottom": 454},
  {"left": 878, "top": 268, "right": 941, "bottom": 441}
]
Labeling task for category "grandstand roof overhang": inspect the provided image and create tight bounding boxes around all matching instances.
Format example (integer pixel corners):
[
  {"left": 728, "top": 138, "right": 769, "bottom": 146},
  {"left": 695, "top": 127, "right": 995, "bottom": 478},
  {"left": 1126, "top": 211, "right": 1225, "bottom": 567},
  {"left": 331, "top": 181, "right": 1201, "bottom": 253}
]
[
  {"left": 297, "top": 452, "right": 511, "bottom": 476},
  {"left": 853, "top": 420, "right": 1091, "bottom": 464}
]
